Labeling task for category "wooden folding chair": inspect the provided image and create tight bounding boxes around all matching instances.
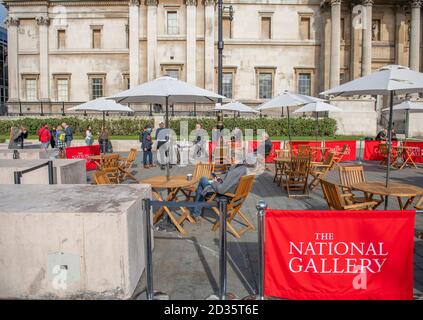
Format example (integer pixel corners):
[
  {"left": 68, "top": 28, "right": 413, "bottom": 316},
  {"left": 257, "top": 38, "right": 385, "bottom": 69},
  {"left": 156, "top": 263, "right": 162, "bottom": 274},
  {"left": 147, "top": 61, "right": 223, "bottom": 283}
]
[
  {"left": 99, "top": 154, "right": 120, "bottom": 183},
  {"left": 93, "top": 171, "right": 112, "bottom": 185},
  {"left": 332, "top": 144, "right": 347, "bottom": 167},
  {"left": 282, "top": 155, "right": 311, "bottom": 197},
  {"left": 339, "top": 164, "right": 384, "bottom": 205},
  {"left": 379, "top": 143, "right": 398, "bottom": 167},
  {"left": 211, "top": 175, "right": 256, "bottom": 239},
  {"left": 320, "top": 179, "right": 378, "bottom": 210},
  {"left": 416, "top": 196, "right": 423, "bottom": 210},
  {"left": 182, "top": 162, "right": 214, "bottom": 199},
  {"left": 118, "top": 148, "right": 138, "bottom": 182},
  {"left": 309, "top": 152, "right": 335, "bottom": 190}
]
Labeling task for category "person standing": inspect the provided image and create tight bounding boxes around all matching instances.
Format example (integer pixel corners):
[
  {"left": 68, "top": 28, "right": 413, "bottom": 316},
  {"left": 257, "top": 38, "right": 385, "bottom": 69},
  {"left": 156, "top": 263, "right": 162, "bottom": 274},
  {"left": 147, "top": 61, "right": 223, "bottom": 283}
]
[
  {"left": 37, "top": 123, "right": 51, "bottom": 150},
  {"left": 99, "top": 127, "right": 109, "bottom": 153},
  {"left": 56, "top": 125, "right": 66, "bottom": 158},
  {"left": 50, "top": 127, "right": 56, "bottom": 149},
  {"left": 155, "top": 122, "right": 170, "bottom": 169},
  {"left": 85, "top": 126, "right": 93, "bottom": 146},
  {"left": 140, "top": 126, "right": 153, "bottom": 168},
  {"left": 8, "top": 126, "right": 28, "bottom": 149},
  {"left": 62, "top": 122, "right": 73, "bottom": 147}
]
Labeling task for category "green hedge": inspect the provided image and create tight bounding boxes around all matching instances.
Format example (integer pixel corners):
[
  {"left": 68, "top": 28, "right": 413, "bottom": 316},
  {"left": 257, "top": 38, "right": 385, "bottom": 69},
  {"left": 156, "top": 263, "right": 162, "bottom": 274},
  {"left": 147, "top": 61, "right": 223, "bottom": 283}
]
[{"left": 0, "top": 116, "right": 337, "bottom": 137}]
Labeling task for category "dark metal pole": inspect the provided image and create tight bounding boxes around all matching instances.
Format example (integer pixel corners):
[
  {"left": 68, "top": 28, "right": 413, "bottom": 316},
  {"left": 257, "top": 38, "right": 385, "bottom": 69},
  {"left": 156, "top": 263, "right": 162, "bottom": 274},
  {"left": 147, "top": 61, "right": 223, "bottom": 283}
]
[
  {"left": 405, "top": 109, "right": 409, "bottom": 139},
  {"left": 287, "top": 106, "right": 292, "bottom": 141},
  {"left": 19, "top": 101, "right": 23, "bottom": 116},
  {"left": 256, "top": 200, "right": 268, "bottom": 300},
  {"left": 385, "top": 90, "right": 395, "bottom": 210},
  {"left": 165, "top": 97, "right": 170, "bottom": 180},
  {"left": 143, "top": 198, "right": 154, "bottom": 300},
  {"left": 194, "top": 102, "right": 197, "bottom": 116},
  {"left": 218, "top": 197, "right": 228, "bottom": 300},
  {"left": 48, "top": 160, "right": 54, "bottom": 185},
  {"left": 62, "top": 102, "right": 65, "bottom": 116},
  {"left": 14, "top": 171, "right": 21, "bottom": 184},
  {"left": 40, "top": 101, "right": 44, "bottom": 116},
  {"left": 149, "top": 104, "right": 153, "bottom": 116}
]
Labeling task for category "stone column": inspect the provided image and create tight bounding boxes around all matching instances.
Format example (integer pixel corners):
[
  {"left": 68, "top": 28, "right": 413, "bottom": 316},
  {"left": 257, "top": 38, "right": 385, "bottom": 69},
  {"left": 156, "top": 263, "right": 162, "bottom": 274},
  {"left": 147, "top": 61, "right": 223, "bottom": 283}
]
[
  {"left": 186, "top": 0, "right": 197, "bottom": 85},
  {"left": 395, "top": 5, "right": 407, "bottom": 66},
  {"left": 5, "top": 16, "right": 19, "bottom": 102},
  {"left": 129, "top": 0, "right": 140, "bottom": 87},
  {"left": 204, "top": 0, "right": 215, "bottom": 91},
  {"left": 36, "top": 16, "right": 50, "bottom": 101},
  {"left": 330, "top": 0, "right": 341, "bottom": 88},
  {"left": 350, "top": 2, "right": 362, "bottom": 80},
  {"left": 409, "top": 0, "right": 421, "bottom": 71},
  {"left": 146, "top": 0, "right": 158, "bottom": 81},
  {"left": 361, "top": 0, "right": 373, "bottom": 76}
]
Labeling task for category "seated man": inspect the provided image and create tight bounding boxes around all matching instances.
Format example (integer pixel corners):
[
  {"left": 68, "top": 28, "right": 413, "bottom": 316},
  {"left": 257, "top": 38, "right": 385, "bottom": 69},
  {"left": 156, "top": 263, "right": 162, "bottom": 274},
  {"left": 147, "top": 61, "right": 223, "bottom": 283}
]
[{"left": 190, "top": 155, "right": 257, "bottom": 221}]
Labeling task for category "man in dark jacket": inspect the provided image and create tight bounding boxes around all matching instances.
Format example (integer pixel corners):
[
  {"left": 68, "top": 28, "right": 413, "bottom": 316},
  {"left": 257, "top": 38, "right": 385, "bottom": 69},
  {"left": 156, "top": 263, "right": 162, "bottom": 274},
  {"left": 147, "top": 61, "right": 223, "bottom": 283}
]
[
  {"left": 62, "top": 122, "right": 73, "bottom": 147},
  {"left": 9, "top": 126, "right": 28, "bottom": 149},
  {"left": 140, "top": 126, "right": 153, "bottom": 168}
]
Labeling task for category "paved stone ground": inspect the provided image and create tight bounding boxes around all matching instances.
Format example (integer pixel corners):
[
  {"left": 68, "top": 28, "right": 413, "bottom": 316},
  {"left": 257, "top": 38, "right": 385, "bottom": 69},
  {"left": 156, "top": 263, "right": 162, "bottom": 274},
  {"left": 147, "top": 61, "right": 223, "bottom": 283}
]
[{"left": 88, "top": 153, "right": 423, "bottom": 300}]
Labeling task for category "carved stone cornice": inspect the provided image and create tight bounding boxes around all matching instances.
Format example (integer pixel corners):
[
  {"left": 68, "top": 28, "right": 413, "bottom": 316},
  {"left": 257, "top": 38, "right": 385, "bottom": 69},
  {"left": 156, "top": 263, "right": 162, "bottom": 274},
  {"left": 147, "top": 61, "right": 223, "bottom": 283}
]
[
  {"left": 4, "top": 16, "right": 20, "bottom": 27},
  {"left": 36, "top": 15, "right": 50, "bottom": 26},
  {"left": 203, "top": 0, "right": 215, "bottom": 6},
  {"left": 185, "top": 0, "right": 197, "bottom": 6},
  {"left": 410, "top": 0, "right": 422, "bottom": 9},
  {"left": 362, "top": 0, "right": 374, "bottom": 6},
  {"left": 330, "top": 0, "right": 341, "bottom": 5},
  {"left": 129, "top": 0, "right": 140, "bottom": 5},
  {"left": 145, "top": 0, "right": 158, "bottom": 6}
]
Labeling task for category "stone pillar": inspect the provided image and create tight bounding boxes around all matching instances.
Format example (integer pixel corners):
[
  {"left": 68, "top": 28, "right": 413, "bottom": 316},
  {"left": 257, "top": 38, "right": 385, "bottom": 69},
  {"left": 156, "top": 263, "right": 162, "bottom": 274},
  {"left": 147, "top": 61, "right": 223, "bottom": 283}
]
[
  {"left": 395, "top": 5, "right": 408, "bottom": 66},
  {"left": 146, "top": 0, "right": 158, "bottom": 81},
  {"left": 36, "top": 16, "right": 50, "bottom": 101},
  {"left": 5, "top": 16, "right": 20, "bottom": 102},
  {"left": 350, "top": 2, "right": 362, "bottom": 80},
  {"left": 330, "top": 0, "right": 341, "bottom": 88},
  {"left": 361, "top": 0, "right": 373, "bottom": 76},
  {"left": 186, "top": 0, "right": 197, "bottom": 85},
  {"left": 129, "top": 0, "right": 140, "bottom": 87},
  {"left": 409, "top": 0, "right": 421, "bottom": 71},
  {"left": 204, "top": 0, "right": 215, "bottom": 91}
]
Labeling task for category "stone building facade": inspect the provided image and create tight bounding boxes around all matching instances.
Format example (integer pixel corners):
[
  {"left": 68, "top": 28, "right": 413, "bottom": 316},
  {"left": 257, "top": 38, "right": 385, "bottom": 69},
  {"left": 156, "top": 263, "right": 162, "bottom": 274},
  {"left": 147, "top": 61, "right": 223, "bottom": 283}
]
[{"left": 3, "top": 0, "right": 423, "bottom": 135}]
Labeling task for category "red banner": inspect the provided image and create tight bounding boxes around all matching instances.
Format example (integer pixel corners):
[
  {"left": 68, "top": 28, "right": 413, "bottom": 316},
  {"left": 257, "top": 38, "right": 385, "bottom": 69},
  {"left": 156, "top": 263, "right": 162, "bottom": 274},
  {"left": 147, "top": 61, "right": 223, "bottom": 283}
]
[
  {"left": 363, "top": 140, "right": 398, "bottom": 161},
  {"left": 324, "top": 140, "right": 356, "bottom": 162},
  {"left": 404, "top": 141, "right": 423, "bottom": 164},
  {"left": 65, "top": 145, "right": 100, "bottom": 170},
  {"left": 264, "top": 210, "right": 415, "bottom": 300},
  {"left": 290, "top": 141, "right": 323, "bottom": 162}
]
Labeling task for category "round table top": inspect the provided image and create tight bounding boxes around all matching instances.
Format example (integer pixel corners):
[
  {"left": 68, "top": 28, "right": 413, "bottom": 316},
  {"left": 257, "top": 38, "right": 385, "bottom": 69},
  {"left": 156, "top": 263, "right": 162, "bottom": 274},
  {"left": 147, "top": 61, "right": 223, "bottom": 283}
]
[
  {"left": 142, "top": 175, "right": 199, "bottom": 189},
  {"left": 351, "top": 181, "right": 423, "bottom": 197}
]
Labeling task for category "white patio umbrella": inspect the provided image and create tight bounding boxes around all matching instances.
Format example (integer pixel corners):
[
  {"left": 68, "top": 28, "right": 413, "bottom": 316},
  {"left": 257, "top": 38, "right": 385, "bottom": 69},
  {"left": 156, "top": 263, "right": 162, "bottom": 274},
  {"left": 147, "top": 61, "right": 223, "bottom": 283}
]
[
  {"left": 214, "top": 101, "right": 259, "bottom": 117},
  {"left": 382, "top": 100, "right": 423, "bottom": 138},
  {"left": 321, "top": 64, "right": 423, "bottom": 208},
  {"left": 107, "top": 76, "right": 225, "bottom": 179},
  {"left": 68, "top": 97, "right": 133, "bottom": 127},
  {"left": 257, "top": 90, "right": 324, "bottom": 140},
  {"left": 294, "top": 101, "right": 341, "bottom": 142}
]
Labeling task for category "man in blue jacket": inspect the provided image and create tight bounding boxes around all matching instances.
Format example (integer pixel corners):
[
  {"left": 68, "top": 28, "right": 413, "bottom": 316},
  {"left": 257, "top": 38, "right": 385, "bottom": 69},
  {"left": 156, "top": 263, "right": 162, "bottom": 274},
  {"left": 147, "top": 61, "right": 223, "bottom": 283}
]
[{"left": 140, "top": 125, "right": 154, "bottom": 168}]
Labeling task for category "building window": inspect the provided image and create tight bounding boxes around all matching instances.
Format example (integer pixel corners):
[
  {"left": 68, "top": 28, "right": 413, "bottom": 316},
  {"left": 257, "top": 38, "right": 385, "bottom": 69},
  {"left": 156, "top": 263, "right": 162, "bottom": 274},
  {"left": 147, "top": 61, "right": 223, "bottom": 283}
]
[
  {"left": 25, "top": 78, "right": 38, "bottom": 101},
  {"left": 167, "top": 11, "right": 178, "bottom": 35},
  {"left": 57, "top": 30, "right": 66, "bottom": 49},
  {"left": 223, "top": 17, "right": 232, "bottom": 39},
  {"left": 298, "top": 73, "right": 311, "bottom": 96},
  {"left": 222, "top": 72, "right": 233, "bottom": 98},
  {"left": 56, "top": 78, "right": 69, "bottom": 101},
  {"left": 125, "top": 24, "right": 129, "bottom": 49},
  {"left": 258, "top": 73, "right": 273, "bottom": 99},
  {"left": 90, "top": 77, "right": 104, "bottom": 99},
  {"left": 165, "top": 69, "right": 179, "bottom": 80},
  {"left": 372, "top": 19, "right": 381, "bottom": 41},
  {"left": 92, "top": 28, "right": 102, "bottom": 49},
  {"left": 340, "top": 18, "right": 345, "bottom": 41},
  {"left": 261, "top": 17, "right": 271, "bottom": 40},
  {"left": 299, "top": 17, "right": 311, "bottom": 40},
  {"left": 123, "top": 74, "right": 130, "bottom": 90}
]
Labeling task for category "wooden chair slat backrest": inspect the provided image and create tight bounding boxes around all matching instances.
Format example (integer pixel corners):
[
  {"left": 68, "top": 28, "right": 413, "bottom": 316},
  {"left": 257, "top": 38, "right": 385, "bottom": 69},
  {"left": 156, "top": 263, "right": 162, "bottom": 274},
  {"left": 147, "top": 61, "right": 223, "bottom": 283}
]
[
  {"left": 323, "top": 152, "right": 335, "bottom": 166},
  {"left": 297, "top": 145, "right": 311, "bottom": 157},
  {"left": 339, "top": 165, "right": 366, "bottom": 188},
  {"left": 320, "top": 179, "right": 345, "bottom": 210},
  {"left": 127, "top": 148, "right": 138, "bottom": 162},
  {"left": 101, "top": 154, "right": 120, "bottom": 169},
  {"left": 93, "top": 171, "right": 112, "bottom": 185},
  {"left": 230, "top": 175, "right": 255, "bottom": 209},
  {"left": 290, "top": 155, "right": 311, "bottom": 176},
  {"left": 193, "top": 162, "right": 213, "bottom": 180}
]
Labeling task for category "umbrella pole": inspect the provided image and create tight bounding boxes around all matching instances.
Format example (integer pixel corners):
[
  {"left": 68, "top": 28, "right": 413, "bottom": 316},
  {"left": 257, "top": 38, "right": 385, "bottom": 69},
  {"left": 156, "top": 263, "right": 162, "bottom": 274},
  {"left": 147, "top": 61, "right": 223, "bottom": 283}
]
[
  {"left": 287, "top": 107, "right": 292, "bottom": 142},
  {"left": 102, "top": 111, "right": 105, "bottom": 128},
  {"left": 384, "top": 90, "right": 395, "bottom": 210},
  {"left": 165, "top": 97, "right": 170, "bottom": 181},
  {"left": 405, "top": 109, "right": 409, "bottom": 139}
]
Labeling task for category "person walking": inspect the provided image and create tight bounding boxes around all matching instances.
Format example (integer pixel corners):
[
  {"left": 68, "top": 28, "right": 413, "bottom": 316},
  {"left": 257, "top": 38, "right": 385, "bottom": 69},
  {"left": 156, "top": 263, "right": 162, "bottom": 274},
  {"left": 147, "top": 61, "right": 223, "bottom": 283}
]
[
  {"left": 140, "top": 126, "right": 153, "bottom": 168},
  {"left": 99, "top": 127, "right": 109, "bottom": 153},
  {"left": 85, "top": 126, "right": 93, "bottom": 146},
  {"left": 37, "top": 123, "right": 51, "bottom": 150},
  {"left": 55, "top": 125, "right": 66, "bottom": 158},
  {"left": 62, "top": 122, "right": 73, "bottom": 147}
]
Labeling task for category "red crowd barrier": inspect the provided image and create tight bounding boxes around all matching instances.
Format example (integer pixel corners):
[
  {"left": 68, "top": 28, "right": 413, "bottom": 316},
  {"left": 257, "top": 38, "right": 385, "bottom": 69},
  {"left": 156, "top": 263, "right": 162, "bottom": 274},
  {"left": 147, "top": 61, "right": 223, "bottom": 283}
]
[
  {"left": 65, "top": 145, "right": 101, "bottom": 170},
  {"left": 324, "top": 140, "right": 356, "bottom": 162},
  {"left": 403, "top": 141, "right": 423, "bottom": 163},
  {"left": 290, "top": 141, "right": 323, "bottom": 161},
  {"left": 264, "top": 209, "right": 415, "bottom": 300},
  {"left": 247, "top": 141, "right": 281, "bottom": 162},
  {"left": 363, "top": 140, "right": 398, "bottom": 161}
]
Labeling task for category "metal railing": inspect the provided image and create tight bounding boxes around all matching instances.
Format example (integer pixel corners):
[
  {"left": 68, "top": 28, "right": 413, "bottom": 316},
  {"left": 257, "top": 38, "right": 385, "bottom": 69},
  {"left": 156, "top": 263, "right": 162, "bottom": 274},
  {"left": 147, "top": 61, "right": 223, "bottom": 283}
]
[{"left": 13, "top": 160, "right": 54, "bottom": 185}]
